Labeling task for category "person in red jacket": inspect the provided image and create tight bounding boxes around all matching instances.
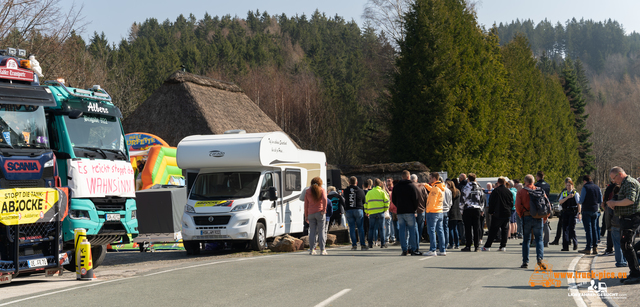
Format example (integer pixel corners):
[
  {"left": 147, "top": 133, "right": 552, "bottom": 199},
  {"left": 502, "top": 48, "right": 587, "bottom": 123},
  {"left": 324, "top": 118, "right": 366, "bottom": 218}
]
[{"left": 516, "top": 174, "right": 551, "bottom": 269}]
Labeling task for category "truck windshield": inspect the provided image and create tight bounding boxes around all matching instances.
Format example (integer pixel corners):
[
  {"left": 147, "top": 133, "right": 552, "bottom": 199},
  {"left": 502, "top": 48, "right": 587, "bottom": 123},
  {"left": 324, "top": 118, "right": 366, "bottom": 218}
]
[
  {"left": 0, "top": 104, "right": 49, "bottom": 149},
  {"left": 63, "top": 114, "right": 126, "bottom": 153},
  {"left": 190, "top": 172, "right": 261, "bottom": 200}
]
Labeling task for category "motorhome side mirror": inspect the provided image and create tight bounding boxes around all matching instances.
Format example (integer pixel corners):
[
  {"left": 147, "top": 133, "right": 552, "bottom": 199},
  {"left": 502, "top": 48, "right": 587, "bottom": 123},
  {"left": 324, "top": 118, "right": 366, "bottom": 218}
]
[
  {"left": 68, "top": 109, "right": 83, "bottom": 119},
  {"left": 268, "top": 187, "right": 277, "bottom": 201}
]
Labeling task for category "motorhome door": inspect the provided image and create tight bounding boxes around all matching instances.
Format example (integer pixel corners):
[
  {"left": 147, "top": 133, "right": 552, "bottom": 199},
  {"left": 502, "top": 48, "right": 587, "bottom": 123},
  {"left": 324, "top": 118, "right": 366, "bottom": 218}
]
[{"left": 260, "top": 172, "right": 284, "bottom": 237}]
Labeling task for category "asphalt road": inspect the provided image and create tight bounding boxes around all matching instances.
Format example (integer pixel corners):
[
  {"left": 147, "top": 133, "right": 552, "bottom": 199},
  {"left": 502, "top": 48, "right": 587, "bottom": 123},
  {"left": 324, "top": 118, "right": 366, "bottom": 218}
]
[{"left": 1, "top": 221, "right": 592, "bottom": 307}]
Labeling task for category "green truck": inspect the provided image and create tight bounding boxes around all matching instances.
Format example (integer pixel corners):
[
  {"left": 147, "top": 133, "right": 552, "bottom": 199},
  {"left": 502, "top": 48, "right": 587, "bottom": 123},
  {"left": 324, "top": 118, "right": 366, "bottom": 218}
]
[{"left": 43, "top": 80, "right": 138, "bottom": 269}]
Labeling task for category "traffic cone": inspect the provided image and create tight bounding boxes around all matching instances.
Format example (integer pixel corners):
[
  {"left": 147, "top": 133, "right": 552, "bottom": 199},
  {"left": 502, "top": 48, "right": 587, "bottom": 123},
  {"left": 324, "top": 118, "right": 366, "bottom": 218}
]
[
  {"left": 76, "top": 239, "right": 96, "bottom": 281},
  {"left": 73, "top": 228, "right": 86, "bottom": 279}
]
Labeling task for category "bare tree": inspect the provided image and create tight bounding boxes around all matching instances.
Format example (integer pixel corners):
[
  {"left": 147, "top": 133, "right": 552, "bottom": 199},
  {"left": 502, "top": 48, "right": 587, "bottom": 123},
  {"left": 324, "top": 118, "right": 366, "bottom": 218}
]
[
  {"left": 362, "top": 0, "right": 413, "bottom": 50},
  {"left": 362, "top": 0, "right": 481, "bottom": 50}
]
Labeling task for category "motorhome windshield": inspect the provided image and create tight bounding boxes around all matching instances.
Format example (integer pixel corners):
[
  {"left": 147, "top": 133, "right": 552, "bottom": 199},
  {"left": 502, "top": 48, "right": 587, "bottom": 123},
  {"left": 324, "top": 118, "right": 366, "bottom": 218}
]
[
  {"left": 0, "top": 104, "right": 49, "bottom": 149},
  {"left": 63, "top": 114, "right": 126, "bottom": 156},
  {"left": 190, "top": 172, "right": 261, "bottom": 200}
]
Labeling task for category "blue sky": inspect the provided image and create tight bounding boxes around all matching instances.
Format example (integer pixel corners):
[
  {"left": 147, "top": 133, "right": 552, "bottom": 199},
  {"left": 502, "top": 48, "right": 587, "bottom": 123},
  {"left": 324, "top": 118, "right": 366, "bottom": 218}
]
[{"left": 60, "top": 0, "right": 640, "bottom": 43}]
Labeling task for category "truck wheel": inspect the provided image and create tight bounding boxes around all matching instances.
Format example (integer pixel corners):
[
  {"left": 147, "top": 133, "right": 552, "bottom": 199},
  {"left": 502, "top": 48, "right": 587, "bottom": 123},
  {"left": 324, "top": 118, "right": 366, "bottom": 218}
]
[
  {"left": 250, "top": 223, "right": 266, "bottom": 251},
  {"left": 92, "top": 245, "right": 107, "bottom": 269},
  {"left": 184, "top": 240, "right": 200, "bottom": 255}
]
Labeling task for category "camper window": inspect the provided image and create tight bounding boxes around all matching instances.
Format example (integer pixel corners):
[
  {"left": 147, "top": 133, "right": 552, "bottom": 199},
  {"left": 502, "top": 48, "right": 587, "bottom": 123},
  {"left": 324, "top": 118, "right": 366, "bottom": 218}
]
[
  {"left": 284, "top": 169, "right": 301, "bottom": 191},
  {"left": 190, "top": 172, "right": 261, "bottom": 200},
  {"left": 260, "top": 173, "right": 274, "bottom": 200}
]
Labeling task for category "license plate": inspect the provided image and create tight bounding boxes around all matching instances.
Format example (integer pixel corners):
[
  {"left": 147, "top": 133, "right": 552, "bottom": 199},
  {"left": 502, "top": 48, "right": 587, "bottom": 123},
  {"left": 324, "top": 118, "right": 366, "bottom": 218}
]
[
  {"left": 202, "top": 230, "right": 221, "bottom": 235},
  {"left": 106, "top": 213, "right": 121, "bottom": 221},
  {"left": 28, "top": 258, "right": 48, "bottom": 268}
]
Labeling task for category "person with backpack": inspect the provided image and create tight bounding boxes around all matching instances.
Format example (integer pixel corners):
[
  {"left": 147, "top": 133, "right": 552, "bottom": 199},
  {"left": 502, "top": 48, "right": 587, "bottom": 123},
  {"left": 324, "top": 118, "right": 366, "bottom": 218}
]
[
  {"left": 558, "top": 178, "right": 579, "bottom": 251},
  {"left": 578, "top": 175, "right": 603, "bottom": 255},
  {"left": 324, "top": 192, "right": 334, "bottom": 238},
  {"left": 460, "top": 173, "right": 485, "bottom": 252},
  {"left": 516, "top": 174, "right": 552, "bottom": 269},
  {"left": 327, "top": 186, "right": 345, "bottom": 229}
]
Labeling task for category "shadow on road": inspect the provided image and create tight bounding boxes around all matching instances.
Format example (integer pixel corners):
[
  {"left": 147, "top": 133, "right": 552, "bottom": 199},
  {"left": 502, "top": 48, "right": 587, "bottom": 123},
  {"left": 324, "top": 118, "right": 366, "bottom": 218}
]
[{"left": 102, "top": 248, "right": 265, "bottom": 267}]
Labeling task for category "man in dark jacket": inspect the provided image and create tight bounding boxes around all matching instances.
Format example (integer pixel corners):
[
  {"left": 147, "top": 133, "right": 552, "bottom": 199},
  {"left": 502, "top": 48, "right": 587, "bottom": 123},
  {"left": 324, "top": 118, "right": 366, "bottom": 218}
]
[
  {"left": 481, "top": 177, "right": 513, "bottom": 251},
  {"left": 579, "top": 175, "right": 603, "bottom": 255},
  {"left": 343, "top": 176, "right": 368, "bottom": 251},
  {"left": 392, "top": 170, "right": 421, "bottom": 256}
]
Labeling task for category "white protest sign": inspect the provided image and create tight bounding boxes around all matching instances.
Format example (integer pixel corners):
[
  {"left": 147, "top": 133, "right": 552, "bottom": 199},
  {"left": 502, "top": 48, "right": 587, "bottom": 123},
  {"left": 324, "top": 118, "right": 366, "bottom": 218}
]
[{"left": 68, "top": 160, "right": 135, "bottom": 198}]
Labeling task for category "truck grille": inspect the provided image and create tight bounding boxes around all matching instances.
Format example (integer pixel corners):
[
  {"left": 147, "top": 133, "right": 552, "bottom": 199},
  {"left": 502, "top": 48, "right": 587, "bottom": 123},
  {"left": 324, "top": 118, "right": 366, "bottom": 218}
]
[
  {"left": 92, "top": 197, "right": 127, "bottom": 211},
  {"left": 0, "top": 179, "right": 44, "bottom": 188},
  {"left": 8, "top": 222, "right": 57, "bottom": 243},
  {"left": 194, "top": 216, "right": 231, "bottom": 226}
]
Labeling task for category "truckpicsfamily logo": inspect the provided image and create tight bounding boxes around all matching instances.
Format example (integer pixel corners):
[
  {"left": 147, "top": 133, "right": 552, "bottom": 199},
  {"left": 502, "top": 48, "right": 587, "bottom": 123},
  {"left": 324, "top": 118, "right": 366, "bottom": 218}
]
[
  {"left": 209, "top": 150, "right": 225, "bottom": 157},
  {"left": 569, "top": 279, "right": 628, "bottom": 299},
  {"left": 4, "top": 160, "right": 41, "bottom": 173},
  {"left": 529, "top": 260, "right": 561, "bottom": 287}
]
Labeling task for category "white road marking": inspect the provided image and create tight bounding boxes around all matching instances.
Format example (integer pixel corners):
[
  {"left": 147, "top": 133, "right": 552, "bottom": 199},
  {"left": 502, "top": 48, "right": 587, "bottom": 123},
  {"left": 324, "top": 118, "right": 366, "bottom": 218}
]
[
  {"left": 0, "top": 276, "right": 138, "bottom": 307},
  {"left": 314, "top": 289, "right": 351, "bottom": 307},
  {"left": 567, "top": 255, "right": 587, "bottom": 307},
  {"left": 418, "top": 256, "right": 435, "bottom": 261}
]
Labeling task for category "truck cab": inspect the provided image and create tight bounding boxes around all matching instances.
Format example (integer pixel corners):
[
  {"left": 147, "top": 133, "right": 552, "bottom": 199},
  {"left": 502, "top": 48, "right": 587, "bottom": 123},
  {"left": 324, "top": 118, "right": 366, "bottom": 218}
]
[
  {"left": 0, "top": 49, "right": 70, "bottom": 283},
  {"left": 177, "top": 131, "right": 326, "bottom": 254},
  {"left": 43, "top": 80, "right": 137, "bottom": 268}
]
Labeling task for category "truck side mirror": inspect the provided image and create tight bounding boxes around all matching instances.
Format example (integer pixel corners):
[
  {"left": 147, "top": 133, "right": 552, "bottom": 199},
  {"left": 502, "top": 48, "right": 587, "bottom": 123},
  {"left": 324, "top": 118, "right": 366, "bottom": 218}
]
[
  {"left": 68, "top": 109, "right": 83, "bottom": 119},
  {"left": 268, "top": 187, "right": 277, "bottom": 201},
  {"left": 53, "top": 150, "right": 71, "bottom": 160}
]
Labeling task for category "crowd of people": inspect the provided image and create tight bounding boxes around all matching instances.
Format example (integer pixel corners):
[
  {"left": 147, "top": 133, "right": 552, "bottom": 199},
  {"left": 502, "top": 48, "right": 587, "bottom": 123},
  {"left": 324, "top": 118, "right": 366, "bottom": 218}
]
[{"left": 303, "top": 166, "right": 640, "bottom": 285}]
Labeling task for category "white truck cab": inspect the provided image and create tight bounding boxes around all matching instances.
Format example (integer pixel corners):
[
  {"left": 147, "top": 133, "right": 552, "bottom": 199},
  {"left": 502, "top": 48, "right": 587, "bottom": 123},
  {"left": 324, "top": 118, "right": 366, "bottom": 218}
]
[{"left": 177, "top": 131, "right": 326, "bottom": 254}]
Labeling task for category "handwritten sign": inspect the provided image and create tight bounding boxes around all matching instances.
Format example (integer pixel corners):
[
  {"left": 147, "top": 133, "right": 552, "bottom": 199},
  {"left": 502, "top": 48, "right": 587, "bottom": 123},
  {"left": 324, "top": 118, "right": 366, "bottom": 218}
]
[{"left": 68, "top": 160, "right": 135, "bottom": 198}]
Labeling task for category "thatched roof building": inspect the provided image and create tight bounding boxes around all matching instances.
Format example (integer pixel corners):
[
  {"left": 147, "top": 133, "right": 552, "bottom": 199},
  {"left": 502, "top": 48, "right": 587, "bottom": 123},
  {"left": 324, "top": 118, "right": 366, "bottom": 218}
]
[{"left": 123, "top": 71, "right": 284, "bottom": 146}]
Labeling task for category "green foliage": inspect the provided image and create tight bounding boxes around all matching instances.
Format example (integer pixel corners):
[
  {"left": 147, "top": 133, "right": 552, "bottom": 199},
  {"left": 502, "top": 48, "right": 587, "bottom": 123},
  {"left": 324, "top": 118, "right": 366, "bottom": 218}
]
[
  {"left": 390, "top": 0, "right": 512, "bottom": 177},
  {"left": 496, "top": 18, "right": 638, "bottom": 73},
  {"left": 501, "top": 34, "right": 581, "bottom": 189},
  {"left": 390, "top": 2, "right": 581, "bottom": 190},
  {"left": 561, "top": 58, "right": 595, "bottom": 175}
]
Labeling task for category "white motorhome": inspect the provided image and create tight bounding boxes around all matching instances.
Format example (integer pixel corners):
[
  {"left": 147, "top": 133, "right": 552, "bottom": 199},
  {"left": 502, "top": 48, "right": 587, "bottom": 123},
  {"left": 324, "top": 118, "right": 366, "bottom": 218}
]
[{"left": 177, "top": 131, "right": 326, "bottom": 254}]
